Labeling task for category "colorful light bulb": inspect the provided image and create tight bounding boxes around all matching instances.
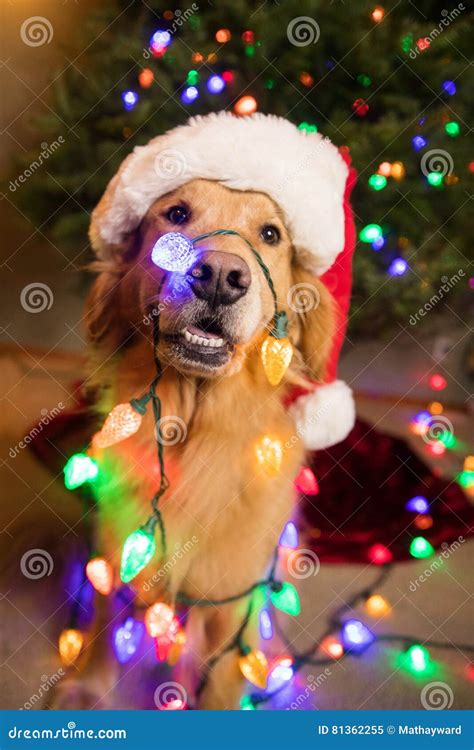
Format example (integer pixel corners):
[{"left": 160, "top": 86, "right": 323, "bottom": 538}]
[
  {"left": 412, "top": 135, "right": 427, "bottom": 151},
  {"left": 167, "top": 629, "right": 187, "bottom": 666},
  {"left": 388, "top": 258, "right": 408, "bottom": 276},
  {"left": 359, "top": 224, "right": 382, "bottom": 243},
  {"left": 150, "top": 29, "right": 171, "bottom": 50},
  {"left": 405, "top": 644, "right": 430, "bottom": 674},
  {"left": 255, "top": 435, "right": 283, "bottom": 476},
  {"left": 378, "top": 162, "right": 392, "bottom": 177},
  {"left": 414, "top": 514, "right": 433, "bottom": 530},
  {"left": 442, "top": 80, "right": 456, "bottom": 96},
  {"left": 181, "top": 86, "right": 199, "bottom": 104},
  {"left": 391, "top": 161, "right": 405, "bottom": 179},
  {"left": 371, "top": 6, "right": 385, "bottom": 22},
  {"left": 341, "top": 619, "right": 374, "bottom": 653},
  {"left": 368, "top": 543, "right": 393, "bottom": 565},
  {"left": 405, "top": 496, "right": 429, "bottom": 514},
  {"left": 279, "top": 521, "right": 298, "bottom": 549},
  {"left": 207, "top": 74, "right": 225, "bottom": 94},
  {"left": 63, "top": 453, "right": 99, "bottom": 490},
  {"left": 259, "top": 608, "right": 273, "bottom": 640},
  {"left": 368, "top": 174, "right": 387, "bottom": 191},
  {"left": 371, "top": 236, "right": 385, "bottom": 251},
  {"left": 429, "top": 373, "right": 447, "bottom": 391},
  {"left": 410, "top": 536, "right": 434, "bottom": 559},
  {"left": 294, "top": 466, "right": 319, "bottom": 495},
  {"left": 215, "top": 28, "right": 231, "bottom": 43},
  {"left": 261, "top": 335, "right": 293, "bottom": 386},
  {"left": 430, "top": 441, "right": 446, "bottom": 457},
  {"left": 113, "top": 617, "right": 144, "bottom": 664},
  {"left": 428, "top": 401, "right": 443, "bottom": 415},
  {"left": 267, "top": 657, "right": 294, "bottom": 692},
  {"left": 151, "top": 232, "right": 197, "bottom": 273},
  {"left": 270, "top": 582, "right": 300, "bottom": 616},
  {"left": 59, "top": 628, "right": 83, "bottom": 666},
  {"left": 464, "top": 456, "right": 474, "bottom": 471},
  {"left": 320, "top": 636, "right": 344, "bottom": 659},
  {"left": 145, "top": 602, "right": 175, "bottom": 638},
  {"left": 161, "top": 698, "right": 187, "bottom": 710},
  {"left": 234, "top": 95, "right": 257, "bottom": 116},
  {"left": 93, "top": 403, "right": 142, "bottom": 449},
  {"left": 86, "top": 557, "right": 114, "bottom": 595},
  {"left": 240, "top": 695, "right": 256, "bottom": 710},
  {"left": 154, "top": 616, "right": 180, "bottom": 661},
  {"left": 427, "top": 172, "right": 443, "bottom": 187},
  {"left": 445, "top": 121, "right": 460, "bottom": 137},
  {"left": 239, "top": 649, "right": 268, "bottom": 688},
  {"left": 365, "top": 594, "right": 391, "bottom": 617},
  {"left": 138, "top": 68, "right": 154, "bottom": 88},
  {"left": 121, "top": 90, "right": 138, "bottom": 111},
  {"left": 120, "top": 525, "right": 156, "bottom": 583}
]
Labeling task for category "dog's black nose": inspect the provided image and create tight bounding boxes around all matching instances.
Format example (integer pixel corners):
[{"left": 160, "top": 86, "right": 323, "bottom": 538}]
[{"left": 189, "top": 251, "right": 251, "bottom": 306}]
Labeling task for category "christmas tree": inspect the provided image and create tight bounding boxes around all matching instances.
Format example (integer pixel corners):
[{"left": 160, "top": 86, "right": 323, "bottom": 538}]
[{"left": 12, "top": 0, "right": 473, "bottom": 336}]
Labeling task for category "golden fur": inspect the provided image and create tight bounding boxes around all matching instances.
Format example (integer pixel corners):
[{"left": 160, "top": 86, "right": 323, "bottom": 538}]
[{"left": 54, "top": 179, "right": 335, "bottom": 709}]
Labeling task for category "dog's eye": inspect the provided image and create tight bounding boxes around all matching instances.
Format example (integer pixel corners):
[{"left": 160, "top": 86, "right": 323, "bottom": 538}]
[
  {"left": 260, "top": 224, "right": 281, "bottom": 245},
  {"left": 166, "top": 205, "right": 189, "bottom": 225}
]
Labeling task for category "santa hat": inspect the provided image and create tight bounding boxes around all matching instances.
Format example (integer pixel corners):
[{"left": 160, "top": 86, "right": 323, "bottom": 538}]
[{"left": 90, "top": 111, "right": 357, "bottom": 450}]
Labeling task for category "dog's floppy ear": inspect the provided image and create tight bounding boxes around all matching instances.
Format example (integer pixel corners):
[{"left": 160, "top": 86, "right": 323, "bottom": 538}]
[{"left": 289, "top": 261, "right": 336, "bottom": 382}]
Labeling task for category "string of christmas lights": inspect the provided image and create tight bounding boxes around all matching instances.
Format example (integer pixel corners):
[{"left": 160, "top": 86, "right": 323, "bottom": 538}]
[{"left": 60, "top": 228, "right": 473, "bottom": 708}]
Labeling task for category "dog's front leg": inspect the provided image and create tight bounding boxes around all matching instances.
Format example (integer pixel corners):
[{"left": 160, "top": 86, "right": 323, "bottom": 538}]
[{"left": 48, "top": 595, "right": 119, "bottom": 709}]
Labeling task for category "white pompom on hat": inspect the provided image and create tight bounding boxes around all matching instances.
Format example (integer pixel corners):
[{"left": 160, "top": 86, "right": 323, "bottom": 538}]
[{"left": 90, "top": 111, "right": 357, "bottom": 450}]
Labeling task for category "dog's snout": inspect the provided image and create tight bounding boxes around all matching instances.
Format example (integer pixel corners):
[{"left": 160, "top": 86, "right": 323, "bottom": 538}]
[{"left": 189, "top": 251, "right": 251, "bottom": 306}]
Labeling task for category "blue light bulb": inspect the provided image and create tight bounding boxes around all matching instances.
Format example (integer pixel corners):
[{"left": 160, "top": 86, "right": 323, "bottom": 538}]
[
  {"left": 266, "top": 658, "right": 294, "bottom": 692},
  {"left": 121, "top": 90, "right": 139, "bottom": 111},
  {"left": 341, "top": 619, "right": 375, "bottom": 653},
  {"left": 388, "top": 258, "right": 408, "bottom": 276},
  {"left": 151, "top": 232, "right": 198, "bottom": 273},
  {"left": 259, "top": 608, "right": 273, "bottom": 640},
  {"left": 406, "top": 496, "right": 429, "bottom": 514},
  {"left": 207, "top": 75, "right": 225, "bottom": 94},
  {"left": 279, "top": 521, "right": 298, "bottom": 549},
  {"left": 371, "top": 236, "right": 385, "bottom": 251},
  {"left": 113, "top": 617, "right": 145, "bottom": 664},
  {"left": 151, "top": 30, "right": 172, "bottom": 49},
  {"left": 412, "top": 135, "right": 427, "bottom": 152},
  {"left": 181, "top": 86, "right": 199, "bottom": 104},
  {"left": 442, "top": 80, "right": 456, "bottom": 96}
]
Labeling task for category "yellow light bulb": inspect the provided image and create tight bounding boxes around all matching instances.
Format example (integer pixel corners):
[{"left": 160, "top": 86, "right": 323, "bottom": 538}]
[
  {"left": 464, "top": 456, "right": 474, "bottom": 472},
  {"left": 167, "top": 629, "right": 187, "bottom": 666},
  {"left": 391, "top": 161, "right": 405, "bottom": 179},
  {"left": 365, "top": 594, "right": 391, "bottom": 617},
  {"left": 86, "top": 557, "right": 114, "bottom": 595},
  {"left": 239, "top": 649, "right": 268, "bottom": 688},
  {"left": 59, "top": 628, "right": 83, "bottom": 666},
  {"left": 428, "top": 401, "right": 443, "bottom": 415},
  {"left": 255, "top": 435, "right": 283, "bottom": 476},
  {"left": 261, "top": 336, "right": 293, "bottom": 386},
  {"left": 92, "top": 403, "right": 142, "bottom": 449}
]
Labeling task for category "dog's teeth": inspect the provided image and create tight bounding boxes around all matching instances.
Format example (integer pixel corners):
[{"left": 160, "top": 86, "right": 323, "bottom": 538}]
[
  {"left": 200, "top": 337, "right": 209, "bottom": 347},
  {"left": 209, "top": 337, "right": 225, "bottom": 348},
  {"left": 184, "top": 329, "right": 193, "bottom": 342},
  {"left": 190, "top": 334, "right": 199, "bottom": 344},
  {"left": 183, "top": 328, "right": 226, "bottom": 348}
]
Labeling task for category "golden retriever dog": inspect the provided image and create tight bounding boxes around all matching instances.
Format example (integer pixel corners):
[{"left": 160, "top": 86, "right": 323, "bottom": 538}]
[{"left": 50, "top": 177, "right": 335, "bottom": 710}]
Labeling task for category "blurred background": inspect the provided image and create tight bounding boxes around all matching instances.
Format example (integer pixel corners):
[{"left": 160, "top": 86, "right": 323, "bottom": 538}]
[{"left": 0, "top": 0, "right": 472, "bottom": 711}]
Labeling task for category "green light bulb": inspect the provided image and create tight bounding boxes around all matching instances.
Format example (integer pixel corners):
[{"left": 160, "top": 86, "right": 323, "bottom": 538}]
[
  {"left": 407, "top": 644, "right": 430, "bottom": 674},
  {"left": 186, "top": 69, "right": 199, "bottom": 85},
  {"left": 457, "top": 470, "right": 474, "bottom": 488},
  {"left": 445, "top": 121, "right": 460, "bottom": 137},
  {"left": 409, "top": 536, "right": 434, "bottom": 559},
  {"left": 120, "top": 525, "right": 156, "bottom": 583},
  {"left": 427, "top": 172, "right": 443, "bottom": 187},
  {"left": 63, "top": 453, "right": 99, "bottom": 490},
  {"left": 359, "top": 223, "right": 383, "bottom": 243},
  {"left": 357, "top": 73, "right": 372, "bottom": 87},
  {"left": 438, "top": 430, "right": 457, "bottom": 449},
  {"left": 368, "top": 174, "right": 387, "bottom": 191},
  {"left": 270, "top": 582, "right": 301, "bottom": 616},
  {"left": 298, "top": 121, "right": 317, "bottom": 133},
  {"left": 240, "top": 695, "right": 256, "bottom": 710}
]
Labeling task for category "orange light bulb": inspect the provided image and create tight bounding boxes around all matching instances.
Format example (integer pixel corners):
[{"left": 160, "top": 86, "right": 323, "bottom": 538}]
[
  {"left": 371, "top": 6, "right": 385, "bottom": 22},
  {"left": 59, "top": 628, "right": 83, "bottom": 666},
  {"left": 239, "top": 649, "right": 268, "bottom": 688},
  {"left": 261, "top": 336, "right": 293, "bottom": 385},
  {"left": 234, "top": 95, "right": 257, "bottom": 116},
  {"left": 138, "top": 68, "right": 154, "bottom": 88},
  {"left": 167, "top": 629, "right": 187, "bottom": 666},
  {"left": 320, "top": 636, "right": 344, "bottom": 659},
  {"left": 255, "top": 435, "right": 283, "bottom": 476},
  {"left": 92, "top": 403, "right": 142, "bottom": 449},
  {"left": 86, "top": 557, "right": 114, "bottom": 595},
  {"left": 215, "top": 28, "right": 231, "bottom": 43},
  {"left": 365, "top": 594, "right": 391, "bottom": 617},
  {"left": 145, "top": 602, "right": 175, "bottom": 638},
  {"left": 391, "top": 161, "right": 405, "bottom": 179}
]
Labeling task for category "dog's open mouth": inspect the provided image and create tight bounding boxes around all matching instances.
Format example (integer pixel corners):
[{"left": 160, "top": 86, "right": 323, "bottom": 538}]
[{"left": 163, "top": 318, "right": 233, "bottom": 370}]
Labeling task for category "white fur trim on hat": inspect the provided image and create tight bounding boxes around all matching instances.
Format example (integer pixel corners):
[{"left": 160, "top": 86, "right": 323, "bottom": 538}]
[
  {"left": 90, "top": 111, "right": 348, "bottom": 276},
  {"left": 289, "top": 380, "right": 355, "bottom": 451}
]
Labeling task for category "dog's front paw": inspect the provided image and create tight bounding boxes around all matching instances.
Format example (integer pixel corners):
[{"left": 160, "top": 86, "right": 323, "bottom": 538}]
[{"left": 47, "top": 679, "right": 110, "bottom": 710}]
